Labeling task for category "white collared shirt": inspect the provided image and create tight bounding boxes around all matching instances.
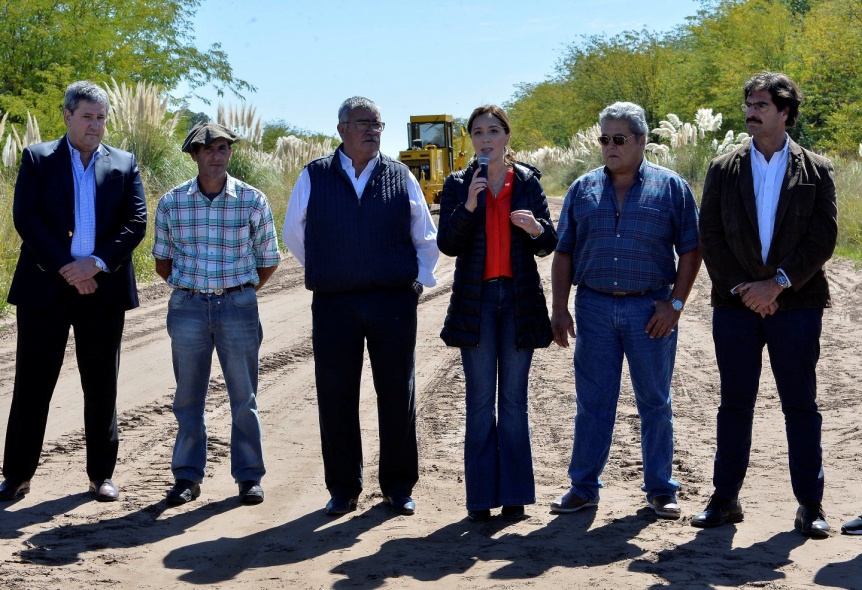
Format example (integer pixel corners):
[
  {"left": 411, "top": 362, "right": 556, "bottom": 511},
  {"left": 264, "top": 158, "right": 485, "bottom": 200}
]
[
  {"left": 750, "top": 135, "right": 790, "bottom": 264},
  {"left": 282, "top": 150, "right": 439, "bottom": 287}
]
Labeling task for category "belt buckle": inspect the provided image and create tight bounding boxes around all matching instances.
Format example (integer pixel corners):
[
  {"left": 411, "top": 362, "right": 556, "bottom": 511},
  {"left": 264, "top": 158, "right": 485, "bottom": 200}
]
[
  {"left": 213, "top": 289, "right": 224, "bottom": 296},
  {"left": 611, "top": 291, "right": 627, "bottom": 296}
]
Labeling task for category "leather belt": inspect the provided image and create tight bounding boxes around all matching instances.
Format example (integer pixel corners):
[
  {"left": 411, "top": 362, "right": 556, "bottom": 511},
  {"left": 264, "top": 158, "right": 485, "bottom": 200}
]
[
  {"left": 177, "top": 284, "right": 251, "bottom": 296},
  {"left": 485, "top": 276, "right": 513, "bottom": 283},
  {"left": 608, "top": 289, "right": 651, "bottom": 297},
  {"left": 586, "top": 286, "right": 653, "bottom": 297}
]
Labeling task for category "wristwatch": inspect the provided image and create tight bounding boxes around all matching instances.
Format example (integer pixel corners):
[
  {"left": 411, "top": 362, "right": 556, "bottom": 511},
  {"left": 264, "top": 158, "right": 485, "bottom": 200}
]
[
  {"left": 775, "top": 273, "right": 790, "bottom": 289},
  {"left": 668, "top": 297, "right": 685, "bottom": 312},
  {"left": 411, "top": 280, "right": 424, "bottom": 295}
]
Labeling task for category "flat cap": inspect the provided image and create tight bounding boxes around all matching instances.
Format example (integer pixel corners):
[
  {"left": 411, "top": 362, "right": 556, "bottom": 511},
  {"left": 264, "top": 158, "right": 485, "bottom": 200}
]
[{"left": 181, "top": 122, "right": 241, "bottom": 153}]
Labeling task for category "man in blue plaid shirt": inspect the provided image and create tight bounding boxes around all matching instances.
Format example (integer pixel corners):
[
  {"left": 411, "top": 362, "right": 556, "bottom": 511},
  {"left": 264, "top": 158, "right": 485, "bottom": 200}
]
[
  {"left": 549, "top": 102, "right": 701, "bottom": 520},
  {"left": 153, "top": 122, "right": 280, "bottom": 506}
]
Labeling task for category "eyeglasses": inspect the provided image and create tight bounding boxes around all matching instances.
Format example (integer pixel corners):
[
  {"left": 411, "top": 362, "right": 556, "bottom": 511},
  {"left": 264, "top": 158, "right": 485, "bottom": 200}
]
[
  {"left": 597, "top": 134, "right": 636, "bottom": 146},
  {"left": 344, "top": 120, "right": 385, "bottom": 132},
  {"left": 741, "top": 101, "right": 773, "bottom": 113}
]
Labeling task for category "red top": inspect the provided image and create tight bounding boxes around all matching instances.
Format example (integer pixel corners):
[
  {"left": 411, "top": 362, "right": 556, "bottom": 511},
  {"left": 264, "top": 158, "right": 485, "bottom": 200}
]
[{"left": 483, "top": 168, "right": 516, "bottom": 281}]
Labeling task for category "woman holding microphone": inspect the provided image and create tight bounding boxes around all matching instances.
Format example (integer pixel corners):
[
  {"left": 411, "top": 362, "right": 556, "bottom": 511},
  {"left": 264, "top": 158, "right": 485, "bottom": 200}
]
[{"left": 438, "top": 105, "right": 557, "bottom": 522}]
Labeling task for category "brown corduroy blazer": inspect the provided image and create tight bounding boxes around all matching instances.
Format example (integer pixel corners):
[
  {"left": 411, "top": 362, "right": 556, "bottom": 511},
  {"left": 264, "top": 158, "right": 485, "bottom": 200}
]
[{"left": 699, "top": 139, "right": 837, "bottom": 309}]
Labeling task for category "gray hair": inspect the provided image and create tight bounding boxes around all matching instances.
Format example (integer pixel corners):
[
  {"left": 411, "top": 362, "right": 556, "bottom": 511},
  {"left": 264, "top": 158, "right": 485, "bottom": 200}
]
[
  {"left": 338, "top": 96, "right": 379, "bottom": 122},
  {"left": 64, "top": 81, "right": 110, "bottom": 114},
  {"left": 599, "top": 102, "right": 648, "bottom": 136}
]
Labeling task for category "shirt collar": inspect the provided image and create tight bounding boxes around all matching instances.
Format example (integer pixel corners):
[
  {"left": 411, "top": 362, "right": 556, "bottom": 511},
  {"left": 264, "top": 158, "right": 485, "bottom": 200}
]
[
  {"left": 66, "top": 137, "right": 102, "bottom": 167},
  {"left": 602, "top": 157, "right": 647, "bottom": 181},
  {"left": 337, "top": 148, "right": 380, "bottom": 174},
  {"left": 750, "top": 133, "right": 790, "bottom": 163},
  {"left": 188, "top": 173, "right": 237, "bottom": 199}
]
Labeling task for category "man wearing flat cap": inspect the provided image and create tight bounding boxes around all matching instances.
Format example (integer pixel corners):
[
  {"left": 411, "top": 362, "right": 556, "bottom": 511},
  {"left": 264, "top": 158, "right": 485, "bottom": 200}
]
[{"left": 153, "top": 121, "right": 280, "bottom": 505}]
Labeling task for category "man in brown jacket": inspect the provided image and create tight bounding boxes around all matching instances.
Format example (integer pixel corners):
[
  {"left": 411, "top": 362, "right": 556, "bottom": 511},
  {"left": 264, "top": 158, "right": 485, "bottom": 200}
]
[{"left": 693, "top": 72, "right": 837, "bottom": 537}]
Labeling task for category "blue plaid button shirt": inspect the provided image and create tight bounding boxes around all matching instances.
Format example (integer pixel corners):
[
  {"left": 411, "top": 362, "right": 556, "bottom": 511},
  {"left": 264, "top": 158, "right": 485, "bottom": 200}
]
[
  {"left": 556, "top": 159, "right": 699, "bottom": 293},
  {"left": 153, "top": 174, "right": 281, "bottom": 291}
]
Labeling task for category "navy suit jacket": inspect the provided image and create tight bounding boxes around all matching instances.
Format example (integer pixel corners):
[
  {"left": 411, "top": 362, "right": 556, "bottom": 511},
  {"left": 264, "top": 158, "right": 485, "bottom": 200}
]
[{"left": 8, "top": 136, "right": 147, "bottom": 310}]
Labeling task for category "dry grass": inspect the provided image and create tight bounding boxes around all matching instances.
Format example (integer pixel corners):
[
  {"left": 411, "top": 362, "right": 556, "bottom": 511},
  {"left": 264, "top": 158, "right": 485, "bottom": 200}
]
[
  {"left": 105, "top": 79, "right": 180, "bottom": 139},
  {"left": 218, "top": 103, "right": 263, "bottom": 147},
  {"left": 1, "top": 110, "right": 42, "bottom": 169},
  {"left": 516, "top": 111, "right": 749, "bottom": 196}
]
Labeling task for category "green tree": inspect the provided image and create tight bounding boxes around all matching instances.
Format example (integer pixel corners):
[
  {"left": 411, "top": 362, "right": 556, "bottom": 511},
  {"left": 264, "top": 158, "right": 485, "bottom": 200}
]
[
  {"left": 794, "top": 0, "right": 862, "bottom": 153},
  {"left": 260, "top": 120, "right": 337, "bottom": 153},
  {"left": 674, "top": 0, "right": 799, "bottom": 140},
  {"left": 506, "top": 80, "right": 581, "bottom": 150},
  {"left": 507, "top": 30, "right": 681, "bottom": 150},
  {"left": 0, "top": 0, "right": 253, "bottom": 137}
]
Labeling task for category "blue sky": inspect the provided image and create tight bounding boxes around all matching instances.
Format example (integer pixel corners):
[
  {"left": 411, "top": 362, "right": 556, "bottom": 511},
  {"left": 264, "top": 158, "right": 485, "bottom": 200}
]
[{"left": 182, "top": 0, "right": 701, "bottom": 155}]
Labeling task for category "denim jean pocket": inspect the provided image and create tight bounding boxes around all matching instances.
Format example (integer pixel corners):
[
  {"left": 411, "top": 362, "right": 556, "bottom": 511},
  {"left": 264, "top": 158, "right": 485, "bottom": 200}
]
[
  {"left": 227, "top": 286, "right": 258, "bottom": 308},
  {"left": 168, "top": 289, "right": 190, "bottom": 310}
]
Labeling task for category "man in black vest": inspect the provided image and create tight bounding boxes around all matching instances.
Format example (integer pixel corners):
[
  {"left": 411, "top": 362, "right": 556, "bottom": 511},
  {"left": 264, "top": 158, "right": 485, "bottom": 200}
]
[{"left": 283, "top": 97, "right": 439, "bottom": 516}]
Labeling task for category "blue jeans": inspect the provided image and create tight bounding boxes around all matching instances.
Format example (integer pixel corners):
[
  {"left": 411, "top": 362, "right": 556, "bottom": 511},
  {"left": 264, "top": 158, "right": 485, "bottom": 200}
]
[
  {"left": 712, "top": 307, "right": 824, "bottom": 504},
  {"left": 166, "top": 287, "right": 265, "bottom": 484},
  {"left": 567, "top": 286, "right": 679, "bottom": 502},
  {"left": 461, "top": 279, "right": 535, "bottom": 510}
]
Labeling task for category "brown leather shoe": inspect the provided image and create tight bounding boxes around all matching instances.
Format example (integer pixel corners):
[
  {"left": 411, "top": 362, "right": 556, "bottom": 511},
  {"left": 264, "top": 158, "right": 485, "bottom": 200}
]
[
  {"left": 0, "top": 479, "right": 30, "bottom": 501},
  {"left": 550, "top": 489, "right": 599, "bottom": 514},
  {"left": 90, "top": 479, "right": 120, "bottom": 502},
  {"left": 650, "top": 495, "right": 682, "bottom": 519}
]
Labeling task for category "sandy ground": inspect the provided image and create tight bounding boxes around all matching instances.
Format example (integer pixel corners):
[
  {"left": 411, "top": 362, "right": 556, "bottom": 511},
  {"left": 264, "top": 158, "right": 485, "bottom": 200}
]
[{"left": 1, "top": 198, "right": 861, "bottom": 589}]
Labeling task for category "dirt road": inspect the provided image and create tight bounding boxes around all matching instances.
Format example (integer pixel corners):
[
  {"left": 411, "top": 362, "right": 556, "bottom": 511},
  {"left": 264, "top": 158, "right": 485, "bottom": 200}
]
[{"left": 1, "top": 198, "right": 861, "bottom": 589}]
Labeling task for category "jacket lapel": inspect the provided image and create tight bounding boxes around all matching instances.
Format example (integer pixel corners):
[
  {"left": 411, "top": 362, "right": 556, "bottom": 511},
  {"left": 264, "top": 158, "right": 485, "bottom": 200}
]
[
  {"left": 771, "top": 140, "right": 802, "bottom": 238},
  {"left": 94, "top": 144, "right": 111, "bottom": 221},
  {"left": 51, "top": 137, "right": 76, "bottom": 231}
]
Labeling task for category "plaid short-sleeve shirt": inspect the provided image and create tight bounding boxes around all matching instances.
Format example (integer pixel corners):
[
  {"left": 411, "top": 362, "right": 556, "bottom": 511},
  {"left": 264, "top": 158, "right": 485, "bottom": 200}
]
[
  {"left": 556, "top": 159, "right": 699, "bottom": 293},
  {"left": 153, "top": 174, "right": 280, "bottom": 291}
]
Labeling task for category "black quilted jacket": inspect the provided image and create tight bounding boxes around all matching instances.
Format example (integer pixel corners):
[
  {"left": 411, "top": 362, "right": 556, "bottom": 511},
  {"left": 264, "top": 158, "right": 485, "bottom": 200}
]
[{"left": 437, "top": 161, "right": 557, "bottom": 349}]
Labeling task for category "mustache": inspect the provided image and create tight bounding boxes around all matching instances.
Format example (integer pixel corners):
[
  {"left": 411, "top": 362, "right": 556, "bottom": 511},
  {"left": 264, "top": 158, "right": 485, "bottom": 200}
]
[{"left": 746, "top": 117, "right": 762, "bottom": 124}]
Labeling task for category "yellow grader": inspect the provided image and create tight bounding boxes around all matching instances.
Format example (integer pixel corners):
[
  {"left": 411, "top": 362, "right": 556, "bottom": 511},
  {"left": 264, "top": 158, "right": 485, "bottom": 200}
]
[{"left": 398, "top": 114, "right": 468, "bottom": 205}]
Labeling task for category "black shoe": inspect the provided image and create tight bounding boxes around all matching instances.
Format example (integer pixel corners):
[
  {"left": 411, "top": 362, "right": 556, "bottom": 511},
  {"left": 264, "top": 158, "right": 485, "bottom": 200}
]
[
  {"left": 166, "top": 479, "right": 201, "bottom": 505},
  {"left": 0, "top": 479, "right": 30, "bottom": 502},
  {"left": 239, "top": 480, "right": 264, "bottom": 504},
  {"left": 795, "top": 503, "right": 830, "bottom": 538},
  {"left": 326, "top": 496, "right": 358, "bottom": 516},
  {"left": 468, "top": 509, "right": 491, "bottom": 522},
  {"left": 385, "top": 495, "right": 415, "bottom": 516},
  {"left": 501, "top": 505, "right": 526, "bottom": 521},
  {"left": 690, "top": 495, "right": 744, "bottom": 528},
  {"left": 842, "top": 515, "right": 862, "bottom": 535},
  {"left": 89, "top": 479, "right": 120, "bottom": 502}
]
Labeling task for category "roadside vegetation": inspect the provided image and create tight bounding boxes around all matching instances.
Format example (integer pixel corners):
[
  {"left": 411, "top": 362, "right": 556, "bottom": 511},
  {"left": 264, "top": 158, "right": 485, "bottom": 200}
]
[
  {"left": 0, "top": 82, "right": 333, "bottom": 314},
  {"left": 1, "top": 0, "right": 861, "bottom": 316}
]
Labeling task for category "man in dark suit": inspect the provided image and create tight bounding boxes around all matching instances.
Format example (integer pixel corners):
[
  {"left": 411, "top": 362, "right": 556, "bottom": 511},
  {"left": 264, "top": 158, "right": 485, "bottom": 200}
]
[
  {"left": 694, "top": 72, "right": 837, "bottom": 537},
  {"left": 0, "top": 81, "right": 147, "bottom": 502}
]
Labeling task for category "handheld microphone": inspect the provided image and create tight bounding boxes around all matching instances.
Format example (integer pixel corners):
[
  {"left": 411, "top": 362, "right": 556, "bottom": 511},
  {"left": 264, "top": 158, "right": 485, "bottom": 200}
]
[
  {"left": 477, "top": 155, "right": 490, "bottom": 179},
  {"left": 477, "top": 155, "right": 491, "bottom": 199}
]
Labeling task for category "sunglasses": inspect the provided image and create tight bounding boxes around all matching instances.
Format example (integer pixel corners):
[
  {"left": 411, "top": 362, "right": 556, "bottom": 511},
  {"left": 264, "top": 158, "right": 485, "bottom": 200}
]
[{"left": 597, "top": 134, "right": 637, "bottom": 146}]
